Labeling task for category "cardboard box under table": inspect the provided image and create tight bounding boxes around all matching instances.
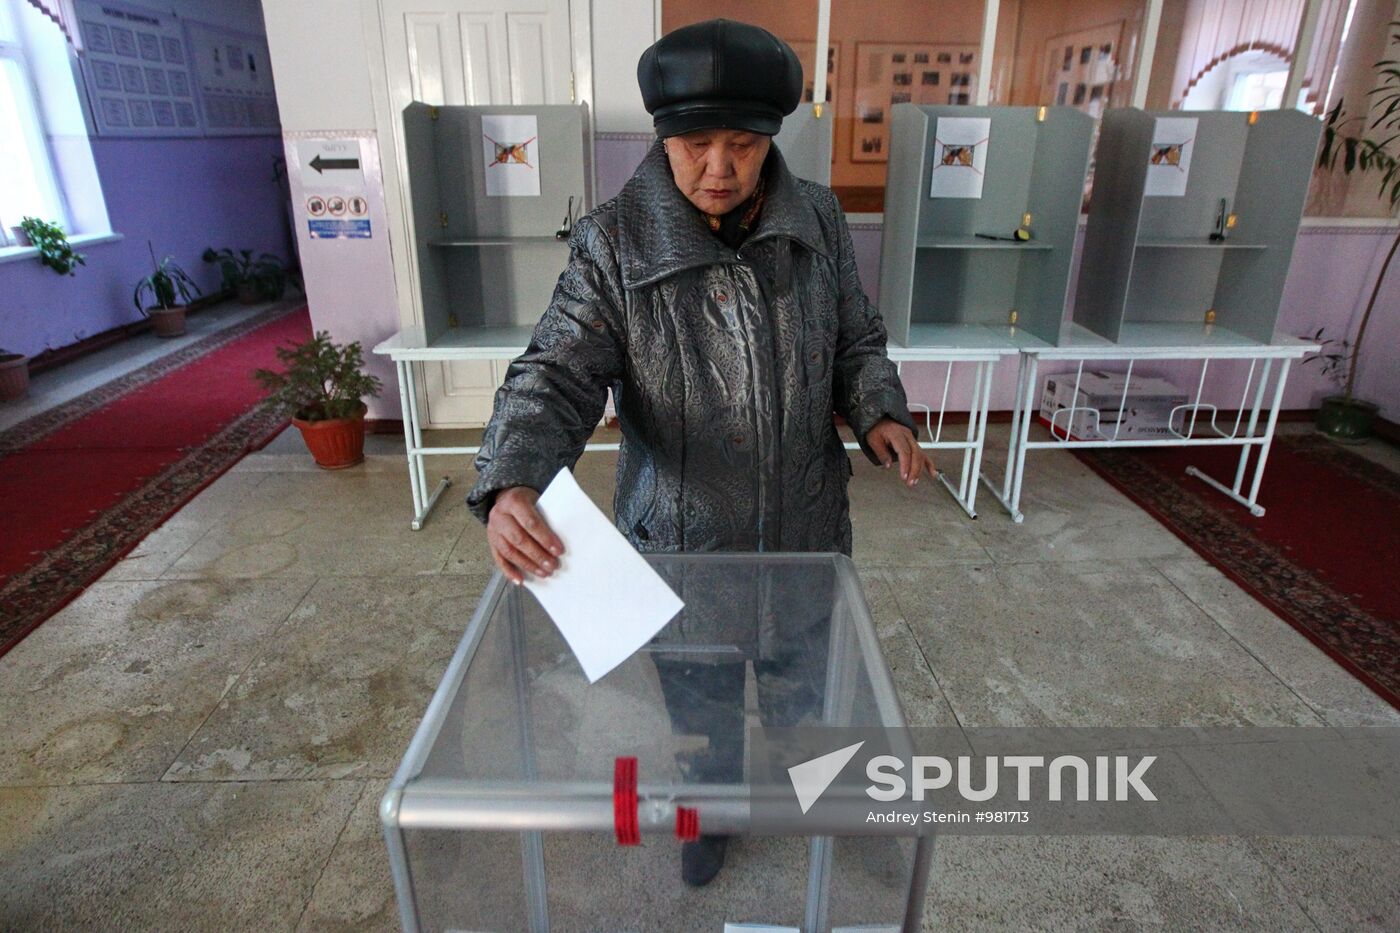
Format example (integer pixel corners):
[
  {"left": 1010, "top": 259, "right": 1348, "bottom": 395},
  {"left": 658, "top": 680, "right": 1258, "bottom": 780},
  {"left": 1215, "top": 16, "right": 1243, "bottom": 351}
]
[
  {"left": 381, "top": 553, "right": 932, "bottom": 932},
  {"left": 1039, "top": 370, "right": 1188, "bottom": 441}
]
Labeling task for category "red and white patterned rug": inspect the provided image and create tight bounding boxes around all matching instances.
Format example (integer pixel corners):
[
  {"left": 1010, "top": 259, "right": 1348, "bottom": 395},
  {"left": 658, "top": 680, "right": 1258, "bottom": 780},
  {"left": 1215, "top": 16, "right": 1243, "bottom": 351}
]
[
  {"left": 0, "top": 302, "right": 311, "bottom": 658},
  {"left": 1078, "top": 434, "right": 1400, "bottom": 712}
]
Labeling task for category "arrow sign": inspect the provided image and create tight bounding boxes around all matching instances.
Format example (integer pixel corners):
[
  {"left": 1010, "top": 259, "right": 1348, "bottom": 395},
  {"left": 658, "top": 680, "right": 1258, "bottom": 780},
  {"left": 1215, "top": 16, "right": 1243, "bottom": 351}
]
[{"left": 310, "top": 154, "right": 360, "bottom": 173}]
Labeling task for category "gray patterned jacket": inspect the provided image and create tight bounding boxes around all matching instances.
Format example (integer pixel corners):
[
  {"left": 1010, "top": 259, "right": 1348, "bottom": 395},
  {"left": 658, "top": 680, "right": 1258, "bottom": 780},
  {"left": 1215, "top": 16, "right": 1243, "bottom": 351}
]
[{"left": 466, "top": 137, "right": 913, "bottom": 556}]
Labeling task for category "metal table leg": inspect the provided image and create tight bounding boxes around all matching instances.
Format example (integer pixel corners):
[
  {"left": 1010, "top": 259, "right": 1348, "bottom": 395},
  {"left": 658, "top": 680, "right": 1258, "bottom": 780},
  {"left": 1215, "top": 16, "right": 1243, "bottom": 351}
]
[
  {"left": 982, "top": 351, "right": 1035, "bottom": 523},
  {"left": 395, "top": 359, "right": 426, "bottom": 525},
  {"left": 1185, "top": 357, "right": 1293, "bottom": 517},
  {"left": 936, "top": 361, "right": 983, "bottom": 520},
  {"left": 1006, "top": 354, "right": 1038, "bottom": 523},
  {"left": 401, "top": 359, "right": 451, "bottom": 530},
  {"left": 963, "top": 359, "right": 997, "bottom": 518}
]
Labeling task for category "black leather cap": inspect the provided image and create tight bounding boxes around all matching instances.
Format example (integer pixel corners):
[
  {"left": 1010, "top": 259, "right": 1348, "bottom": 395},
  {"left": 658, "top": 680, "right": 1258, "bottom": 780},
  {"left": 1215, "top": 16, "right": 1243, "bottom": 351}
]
[{"left": 638, "top": 19, "right": 803, "bottom": 138}]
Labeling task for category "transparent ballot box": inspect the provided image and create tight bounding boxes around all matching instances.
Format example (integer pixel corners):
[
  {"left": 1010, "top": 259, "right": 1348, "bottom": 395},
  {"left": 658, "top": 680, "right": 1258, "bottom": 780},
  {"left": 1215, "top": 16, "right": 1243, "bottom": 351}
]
[{"left": 381, "top": 553, "right": 933, "bottom": 932}]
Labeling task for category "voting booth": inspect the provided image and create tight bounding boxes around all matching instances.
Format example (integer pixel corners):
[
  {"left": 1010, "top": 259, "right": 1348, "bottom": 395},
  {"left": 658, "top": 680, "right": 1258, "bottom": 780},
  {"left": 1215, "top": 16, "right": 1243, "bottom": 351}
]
[{"left": 381, "top": 553, "right": 933, "bottom": 932}]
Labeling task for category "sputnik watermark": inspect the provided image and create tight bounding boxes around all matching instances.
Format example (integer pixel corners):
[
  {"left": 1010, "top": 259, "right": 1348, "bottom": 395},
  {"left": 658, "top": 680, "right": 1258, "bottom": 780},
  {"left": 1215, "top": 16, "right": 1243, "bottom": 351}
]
[
  {"left": 787, "top": 740, "right": 1156, "bottom": 815},
  {"left": 758, "top": 727, "right": 1400, "bottom": 835}
]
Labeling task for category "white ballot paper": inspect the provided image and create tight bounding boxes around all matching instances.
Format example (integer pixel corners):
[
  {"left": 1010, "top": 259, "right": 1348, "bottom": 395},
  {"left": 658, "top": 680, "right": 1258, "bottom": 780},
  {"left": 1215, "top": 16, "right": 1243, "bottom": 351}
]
[{"left": 523, "top": 467, "right": 684, "bottom": 682}]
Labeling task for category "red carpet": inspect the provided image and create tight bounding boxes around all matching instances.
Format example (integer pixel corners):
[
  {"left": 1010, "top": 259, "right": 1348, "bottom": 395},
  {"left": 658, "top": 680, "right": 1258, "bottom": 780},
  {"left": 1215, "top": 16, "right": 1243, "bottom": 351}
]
[
  {"left": 0, "top": 302, "right": 311, "bottom": 658},
  {"left": 1078, "top": 435, "right": 1400, "bottom": 711}
]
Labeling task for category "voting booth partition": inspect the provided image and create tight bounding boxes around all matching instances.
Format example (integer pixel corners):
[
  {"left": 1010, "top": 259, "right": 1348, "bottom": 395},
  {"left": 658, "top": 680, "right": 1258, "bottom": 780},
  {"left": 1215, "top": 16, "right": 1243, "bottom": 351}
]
[
  {"left": 381, "top": 553, "right": 933, "bottom": 933},
  {"left": 1072, "top": 108, "right": 1321, "bottom": 347},
  {"left": 773, "top": 104, "right": 836, "bottom": 186},
  {"left": 878, "top": 104, "right": 1095, "bottom": 352},
  {"left": 401, "top": 101, "right": 595, "bottom": 351}
]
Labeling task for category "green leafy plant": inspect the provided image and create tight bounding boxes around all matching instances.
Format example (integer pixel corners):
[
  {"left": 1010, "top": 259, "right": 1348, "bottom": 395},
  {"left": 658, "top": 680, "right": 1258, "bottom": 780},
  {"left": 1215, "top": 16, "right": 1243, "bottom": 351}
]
[
  {"left": 202, "top": 247, "right": 287, "bottom": 300},
  {"left": 132, "top": 243, "right": 201, "bottom": 313},
  {"left": 19, "top": 216, "right": 85, "bottom": 276},
  {"left": 1313, "top": 19, "right": 1400, "bottom": 409},
  {"left": 253, "top": 330, "right": 383, "bottom": 422},
  {"left": 1300, "top": 326, "right": 1354, "bottom": 391}
]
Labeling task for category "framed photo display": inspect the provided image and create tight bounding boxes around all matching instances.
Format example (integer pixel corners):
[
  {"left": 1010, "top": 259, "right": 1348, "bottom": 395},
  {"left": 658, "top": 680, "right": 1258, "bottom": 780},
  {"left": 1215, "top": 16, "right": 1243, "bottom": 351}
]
[
  {"left": 785, "top": 39, "right": 839, "bottom": 107},
  {"left": 853, "top": 41, "right": 978, "bottom": 163},
  {"left": 1041, "top": 21, "right": 1124, "bottom": 118}
]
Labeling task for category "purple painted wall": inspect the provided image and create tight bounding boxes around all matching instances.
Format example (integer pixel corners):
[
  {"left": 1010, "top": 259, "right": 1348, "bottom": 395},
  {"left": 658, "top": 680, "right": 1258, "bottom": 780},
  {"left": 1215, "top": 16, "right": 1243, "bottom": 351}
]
[
  {"left": 1, "top": 134, "right": 293, "bottom": 359},
  {"left": 594, "top": 135, "right": 1399, "bottom": 423}
]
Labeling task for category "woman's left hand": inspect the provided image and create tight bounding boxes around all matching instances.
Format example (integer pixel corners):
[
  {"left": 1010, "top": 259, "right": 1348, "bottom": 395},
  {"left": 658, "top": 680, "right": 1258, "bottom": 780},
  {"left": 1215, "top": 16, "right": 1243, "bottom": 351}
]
[{"left": 865, "top": 418, "right": 936, "bottom": 488}]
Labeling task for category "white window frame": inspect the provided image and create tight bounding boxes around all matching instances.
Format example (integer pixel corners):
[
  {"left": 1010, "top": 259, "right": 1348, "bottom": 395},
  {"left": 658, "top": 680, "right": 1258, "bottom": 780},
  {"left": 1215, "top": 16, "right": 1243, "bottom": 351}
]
[
  {"left": 0, "top": 0, "right": 72, "bottom": 248},
  {"left": 1226, "top": 63, "right": 1292, "bottom": 112}
]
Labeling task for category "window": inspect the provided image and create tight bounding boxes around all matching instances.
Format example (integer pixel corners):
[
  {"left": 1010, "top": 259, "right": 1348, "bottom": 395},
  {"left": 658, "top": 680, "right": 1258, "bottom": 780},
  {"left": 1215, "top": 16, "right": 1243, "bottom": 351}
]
[
  {"left": 1226, "top": 67, "right": 1289, "bottom": 111},
  {"left": 1178, "top": 49, "right": 1293, "bottom": 111},
  {"left": 0, "top": 0, "right": 70, "bottom": 247}
]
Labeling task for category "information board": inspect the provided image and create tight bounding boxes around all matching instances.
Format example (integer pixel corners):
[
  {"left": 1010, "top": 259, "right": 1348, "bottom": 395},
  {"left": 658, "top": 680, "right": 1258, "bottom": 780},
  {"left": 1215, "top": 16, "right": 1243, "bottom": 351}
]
[
  {"left": 76, "top": 0, "right": 201, "bottom": 137},
  {"left": 183, "top": 18, "right": 278, "bottom": 136}
]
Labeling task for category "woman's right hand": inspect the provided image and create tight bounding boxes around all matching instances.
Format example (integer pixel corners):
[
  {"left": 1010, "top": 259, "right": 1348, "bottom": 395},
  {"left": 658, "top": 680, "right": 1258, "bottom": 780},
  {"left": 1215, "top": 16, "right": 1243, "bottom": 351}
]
[{"left": 486, "top": 486, "right": 564, "bottom": 585}]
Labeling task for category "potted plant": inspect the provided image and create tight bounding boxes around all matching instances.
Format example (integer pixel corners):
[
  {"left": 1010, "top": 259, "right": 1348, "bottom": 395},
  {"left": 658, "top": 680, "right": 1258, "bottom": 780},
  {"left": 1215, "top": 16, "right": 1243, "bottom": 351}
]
[
  {"left": 202, "top": 247, "right": 288, "bottom": 304},
  {"left": 1300, "top": 328, "right": 1374, "bottom": 439},
  {"left": 1311, "top": 18, "right": 1400, "bottom": 440},
  {"left": 133, "top": 243, "right": 201, "bottom": 338},
  {"left": 0, "top": 347, "right": 29, "bottom": 402},
  {"left": 19, "top": 216, "right": 85, "bottom": 276},
  {"left": 253, "top": 330, "right": 383, "bottom": 469}
]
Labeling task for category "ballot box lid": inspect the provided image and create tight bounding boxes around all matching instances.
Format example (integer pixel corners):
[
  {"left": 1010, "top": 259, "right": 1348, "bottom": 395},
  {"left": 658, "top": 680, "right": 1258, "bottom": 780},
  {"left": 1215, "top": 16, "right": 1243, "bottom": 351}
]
[{"left": 383, "top": 552, "right": 907, "bottom": 833}]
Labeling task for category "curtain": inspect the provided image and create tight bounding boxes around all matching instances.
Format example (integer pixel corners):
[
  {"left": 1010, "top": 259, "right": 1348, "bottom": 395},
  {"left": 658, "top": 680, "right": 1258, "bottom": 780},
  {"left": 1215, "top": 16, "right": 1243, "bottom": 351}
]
[
  {"left": 1170, "top": 0, "right": 1348, "bottom": 113},
  {"left": 23, "top": 0, "right": 82, "bottom": 50}
]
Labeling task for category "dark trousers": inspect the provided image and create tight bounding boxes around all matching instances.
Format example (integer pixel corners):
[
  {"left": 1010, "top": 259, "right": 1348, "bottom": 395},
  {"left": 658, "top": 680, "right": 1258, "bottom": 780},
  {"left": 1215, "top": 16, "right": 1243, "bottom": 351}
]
[{"left": 653, "top": 619, "right": 830, "bottom": 785}]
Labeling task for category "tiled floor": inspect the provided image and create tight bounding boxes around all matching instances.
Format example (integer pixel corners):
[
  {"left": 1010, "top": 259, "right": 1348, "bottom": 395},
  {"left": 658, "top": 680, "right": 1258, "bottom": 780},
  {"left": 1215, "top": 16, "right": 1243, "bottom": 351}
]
[{"left": 2, "top": 323, "right": 1398, "bottom": 931}]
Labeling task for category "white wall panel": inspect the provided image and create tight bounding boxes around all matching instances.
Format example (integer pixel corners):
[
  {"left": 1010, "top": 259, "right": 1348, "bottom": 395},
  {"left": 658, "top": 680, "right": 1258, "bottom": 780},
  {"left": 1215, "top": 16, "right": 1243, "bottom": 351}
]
[
  {"left": 590, "top": 0, "right": 653, "bottom": 132},
  {"left": 260, "top": 0, "right": 379, "bottom": 130}
]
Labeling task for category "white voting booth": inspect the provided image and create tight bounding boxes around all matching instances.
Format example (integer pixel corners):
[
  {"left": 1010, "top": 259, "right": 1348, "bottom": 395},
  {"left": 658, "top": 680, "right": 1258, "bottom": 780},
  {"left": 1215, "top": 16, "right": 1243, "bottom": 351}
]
[{"left": 374, "top": 102, "right": 1321, "bottom": 530}]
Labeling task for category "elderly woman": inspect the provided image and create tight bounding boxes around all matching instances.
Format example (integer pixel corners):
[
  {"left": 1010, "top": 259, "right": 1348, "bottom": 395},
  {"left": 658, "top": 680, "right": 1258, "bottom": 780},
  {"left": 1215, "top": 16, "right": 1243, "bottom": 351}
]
[
  {"left": 465, "top": 18, "right": 932, "bottom": 885},
  {"left": 468, "top": 17, "right": 931, "bottom": 571}
]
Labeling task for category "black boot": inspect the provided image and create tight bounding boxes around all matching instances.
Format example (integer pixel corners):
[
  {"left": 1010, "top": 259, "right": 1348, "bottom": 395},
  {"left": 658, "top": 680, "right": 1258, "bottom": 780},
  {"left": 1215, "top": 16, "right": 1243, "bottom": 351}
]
[{"left": 681, "top": 835, "right": 729, "bottom": 886}]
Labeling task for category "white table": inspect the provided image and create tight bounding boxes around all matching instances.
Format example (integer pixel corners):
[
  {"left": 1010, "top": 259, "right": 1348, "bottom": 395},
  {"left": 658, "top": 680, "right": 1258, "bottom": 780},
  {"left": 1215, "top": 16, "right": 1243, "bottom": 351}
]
[
  {"left": 374, "top": 323, "right": 1030, "bottom": 529},
  {"left": 980, "top": 323, "right": 1320, "bottom": 523}
]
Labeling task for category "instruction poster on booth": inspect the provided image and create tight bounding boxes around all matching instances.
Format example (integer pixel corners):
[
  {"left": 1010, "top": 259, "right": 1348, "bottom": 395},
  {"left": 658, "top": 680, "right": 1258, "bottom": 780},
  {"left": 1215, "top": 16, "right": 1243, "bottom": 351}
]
[
  {"left": 481, "top": 114, "right": 541, "bottom": 197},
  {"left": 297, "top": 138, "right": 372, "bottom": 239},
  {"left": 1145, "top": 117, "right": 1196, "bottom": 197},
  {"left": 929, "top": 116, "right": 990, "bottom": 199}
]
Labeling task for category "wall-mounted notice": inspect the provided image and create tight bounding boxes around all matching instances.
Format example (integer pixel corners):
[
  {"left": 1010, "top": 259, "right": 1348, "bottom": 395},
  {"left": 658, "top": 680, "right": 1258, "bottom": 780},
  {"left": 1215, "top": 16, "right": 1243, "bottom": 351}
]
[
  {"left": 929, "top": 116, "right": 990, "bottom": 199},
  {"left": 184, "top": 18, "right": 278, "bottom": 135},
  {"left": 1145, "top": 117, "right": 1196, "bottom": 197},
  {"left": 481, "top": 114, "right": 541, "bottom": 197},
  {"left": 77, "top": 0, "right": 200, "bottom": 137},
  {"left": 297, "top": 138, "right": 372, "bottom": 240}
]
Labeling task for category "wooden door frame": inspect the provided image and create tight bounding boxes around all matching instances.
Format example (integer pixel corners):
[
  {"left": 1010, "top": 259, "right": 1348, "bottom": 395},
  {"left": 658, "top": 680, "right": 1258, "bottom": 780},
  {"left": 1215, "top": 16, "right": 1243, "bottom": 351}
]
[{"left": 366, "top": 0, "right": 595, "bottom": 426}]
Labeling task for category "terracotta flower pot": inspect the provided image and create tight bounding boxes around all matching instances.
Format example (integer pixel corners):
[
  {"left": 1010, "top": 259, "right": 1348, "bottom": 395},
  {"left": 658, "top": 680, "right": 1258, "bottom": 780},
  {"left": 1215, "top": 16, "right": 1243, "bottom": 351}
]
[
  {"left": 148, "top": 305, "right": 187, "bottom": 337},
  {"left": 237, "top": 282, "right": 260, "bottom": 304},
  {"left": 0, "top": 353, "right": 30, "bottom": 402},
  {"left": 292, "top": 402, "right": 368, "bottom": 469}
]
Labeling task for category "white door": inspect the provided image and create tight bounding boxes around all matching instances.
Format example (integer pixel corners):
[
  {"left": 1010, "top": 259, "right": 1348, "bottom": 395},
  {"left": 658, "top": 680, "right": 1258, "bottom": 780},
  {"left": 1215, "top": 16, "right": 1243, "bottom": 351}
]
[{"left": 381, "top": 0, "right": 575, "bottom": 426}]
